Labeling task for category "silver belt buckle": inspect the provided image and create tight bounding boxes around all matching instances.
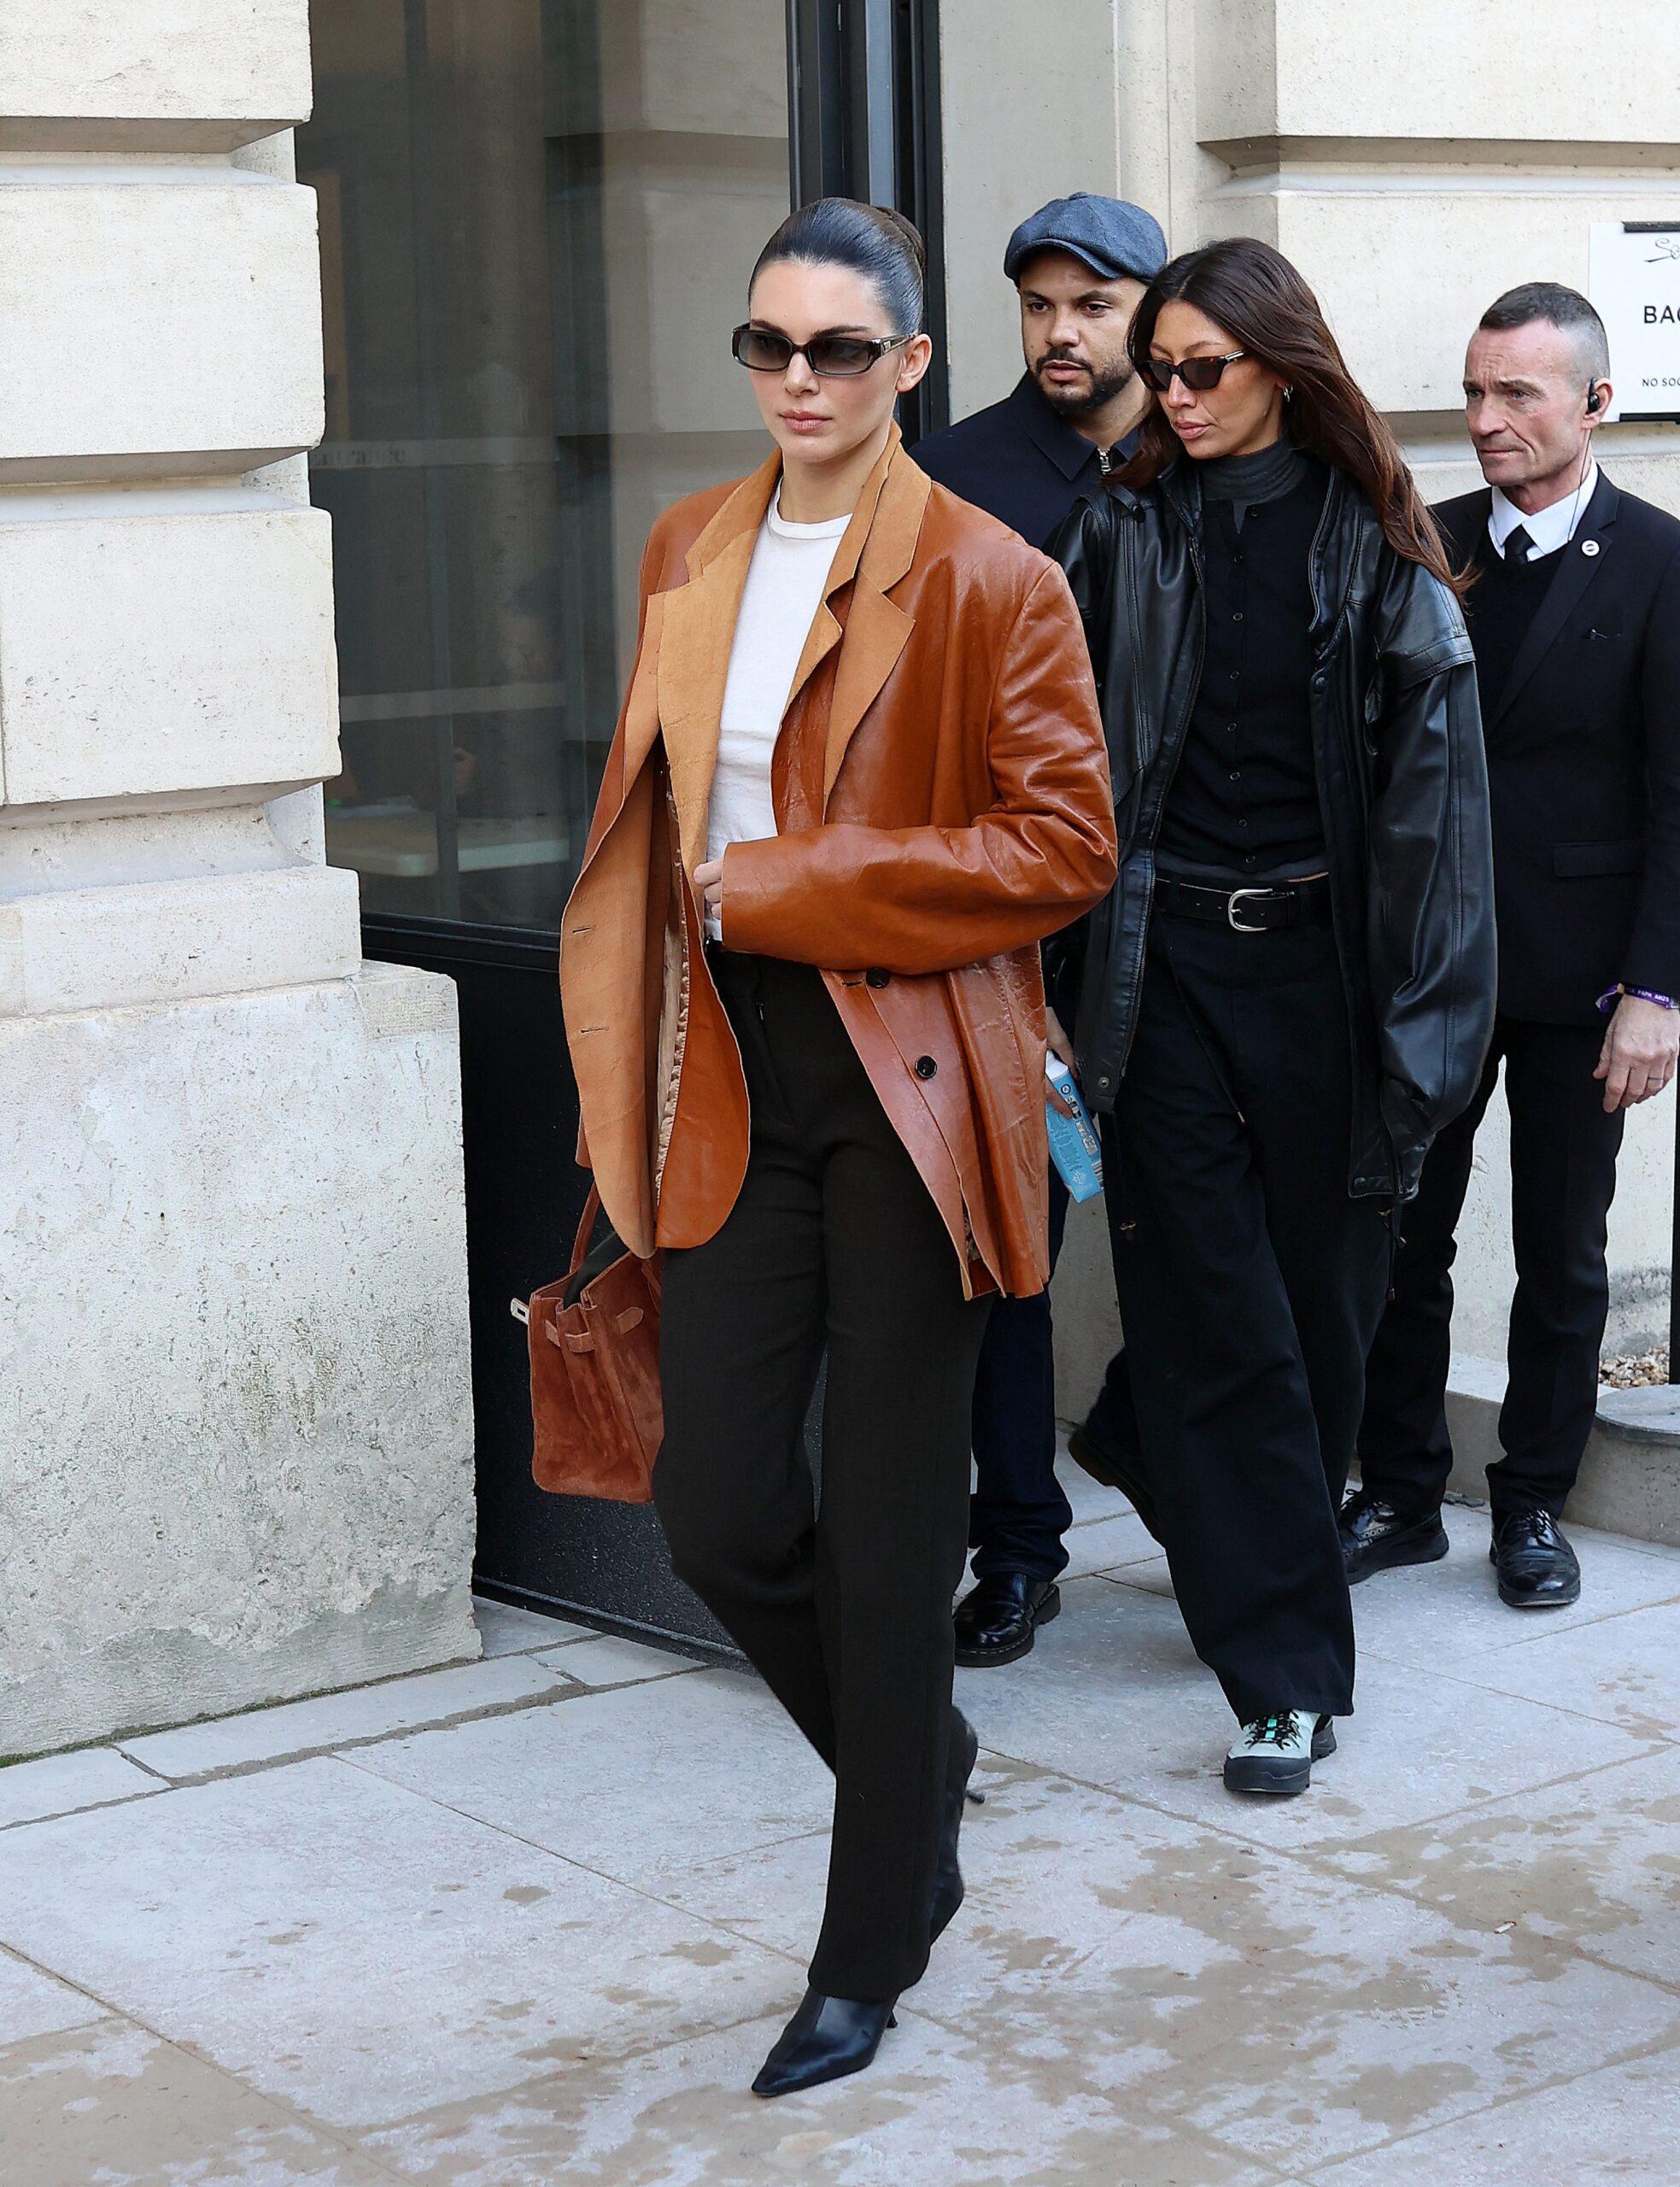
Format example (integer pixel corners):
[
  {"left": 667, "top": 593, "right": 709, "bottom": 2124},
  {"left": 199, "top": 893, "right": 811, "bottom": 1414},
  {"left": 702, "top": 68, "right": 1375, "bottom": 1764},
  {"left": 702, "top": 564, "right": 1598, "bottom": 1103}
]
[{"left": 1226, "top": 886, "right": 1279, "bottom": 934}]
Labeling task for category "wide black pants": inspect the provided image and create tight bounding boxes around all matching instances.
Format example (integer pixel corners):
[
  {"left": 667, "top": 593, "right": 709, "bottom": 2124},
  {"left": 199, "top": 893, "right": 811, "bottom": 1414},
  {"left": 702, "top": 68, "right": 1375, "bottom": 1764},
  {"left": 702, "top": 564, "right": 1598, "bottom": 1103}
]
[
  {"left": 1359, "top": 1017, "right": 1624, "bottom": 1521},
  {"left": 1102, "top": 917, "right": 1390, "bottom": 1723},
  {"left": 656, "top": 951, "right": 992, "bottom": 2002}
]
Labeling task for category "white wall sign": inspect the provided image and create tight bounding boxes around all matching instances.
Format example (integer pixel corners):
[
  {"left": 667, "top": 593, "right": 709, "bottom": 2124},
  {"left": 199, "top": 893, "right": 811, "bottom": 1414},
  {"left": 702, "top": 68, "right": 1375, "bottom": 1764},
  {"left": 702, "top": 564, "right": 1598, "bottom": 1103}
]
[{"left": 1589, "top": 221, "right": 1680, "bottom": 421}]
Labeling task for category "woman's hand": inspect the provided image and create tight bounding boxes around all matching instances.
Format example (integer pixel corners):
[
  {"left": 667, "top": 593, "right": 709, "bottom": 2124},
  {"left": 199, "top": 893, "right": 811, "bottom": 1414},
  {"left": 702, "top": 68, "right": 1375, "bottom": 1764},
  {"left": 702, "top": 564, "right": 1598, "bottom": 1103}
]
[
  {"left": 694, "top": 858, "right": 725, "bottom": 923},
  {"left": 1045, "top": 1005, "right": 1079, "bottom": 1118}
]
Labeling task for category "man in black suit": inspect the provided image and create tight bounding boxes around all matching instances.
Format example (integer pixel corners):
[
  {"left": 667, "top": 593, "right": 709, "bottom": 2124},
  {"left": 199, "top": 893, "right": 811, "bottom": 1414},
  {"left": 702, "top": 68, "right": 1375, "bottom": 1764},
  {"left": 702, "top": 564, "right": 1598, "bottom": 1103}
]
[
  {"left": 915, "top": 194, "right": 1163, "bottom": 1665},
  {"left": 1345, "top": 283, "right": 1680, "bottom": 1608}
]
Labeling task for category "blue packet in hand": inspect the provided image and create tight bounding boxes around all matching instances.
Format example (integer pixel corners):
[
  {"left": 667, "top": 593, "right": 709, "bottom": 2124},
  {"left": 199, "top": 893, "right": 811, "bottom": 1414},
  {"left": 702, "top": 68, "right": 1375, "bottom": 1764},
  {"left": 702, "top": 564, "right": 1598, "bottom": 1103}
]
[{"left": 1045, "top": 1053, "right": 1103, "bottom": 1203}]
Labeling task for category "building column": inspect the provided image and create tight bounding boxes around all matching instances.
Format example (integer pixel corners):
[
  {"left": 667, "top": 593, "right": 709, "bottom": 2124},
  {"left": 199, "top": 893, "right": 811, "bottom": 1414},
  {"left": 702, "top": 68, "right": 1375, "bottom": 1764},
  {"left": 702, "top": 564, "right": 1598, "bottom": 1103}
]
[{"left": 0, "top": 3, "right": 477, "bottom": 1759}]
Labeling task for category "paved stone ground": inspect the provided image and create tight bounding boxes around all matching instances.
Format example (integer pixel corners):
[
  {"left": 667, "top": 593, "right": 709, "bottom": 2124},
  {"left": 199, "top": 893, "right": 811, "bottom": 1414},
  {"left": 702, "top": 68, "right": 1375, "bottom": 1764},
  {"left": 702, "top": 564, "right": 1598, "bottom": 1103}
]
[{"left": 5, "top": 1458, "right": 1680, "bottom": 2185}]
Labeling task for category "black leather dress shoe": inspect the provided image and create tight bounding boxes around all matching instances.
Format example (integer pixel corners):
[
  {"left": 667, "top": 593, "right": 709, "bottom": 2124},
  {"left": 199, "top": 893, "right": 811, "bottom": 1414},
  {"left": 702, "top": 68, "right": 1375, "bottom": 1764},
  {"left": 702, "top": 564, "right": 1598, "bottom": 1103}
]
[
  {"left": 953, "top": 1571, "right": 1060, "bottom": 1667},
  {"left": 1339, "top": 1486, "right": 1449, "bottom": 1583},
  {"left": 752, "top": 1987, "right": 897, "bottom": 2098},
  {"left": 930, "top": 1711, "right": 983, "bottom": 1944},
  {"left": 1067, "top": 1421, "right": 1161, "bottom": 1540},
  {"left": 1491, "top": 1507, "right": 1581, "bottom": 1608}
]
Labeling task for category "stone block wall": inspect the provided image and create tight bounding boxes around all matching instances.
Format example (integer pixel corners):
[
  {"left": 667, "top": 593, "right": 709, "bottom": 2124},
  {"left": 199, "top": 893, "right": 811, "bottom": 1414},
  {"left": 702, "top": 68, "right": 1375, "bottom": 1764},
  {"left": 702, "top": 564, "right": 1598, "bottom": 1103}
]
[
  {"left": 0, "top": 2, "right": 478, "bottom": 1761},
  {"left": 0, "top": 1, "right": 314, "bottom": 154}
]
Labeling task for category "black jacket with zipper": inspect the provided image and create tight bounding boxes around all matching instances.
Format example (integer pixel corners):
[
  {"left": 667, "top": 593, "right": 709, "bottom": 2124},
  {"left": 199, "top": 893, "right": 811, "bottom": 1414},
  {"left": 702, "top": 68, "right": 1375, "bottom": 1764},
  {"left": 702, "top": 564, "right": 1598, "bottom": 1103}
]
[{"left": 1050, "top": 456, "right": 1496, "bottom": 1202}]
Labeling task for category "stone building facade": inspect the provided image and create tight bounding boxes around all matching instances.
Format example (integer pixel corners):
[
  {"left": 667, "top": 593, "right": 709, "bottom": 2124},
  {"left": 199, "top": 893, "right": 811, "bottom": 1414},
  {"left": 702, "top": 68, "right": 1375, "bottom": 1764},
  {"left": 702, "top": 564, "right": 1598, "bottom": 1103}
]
[
  {"left": 3, "top": 3, "right": 1677, "bottom": 1756},
  {"left": 1, "top": 5, "right": 475, "bottom": 1761}
]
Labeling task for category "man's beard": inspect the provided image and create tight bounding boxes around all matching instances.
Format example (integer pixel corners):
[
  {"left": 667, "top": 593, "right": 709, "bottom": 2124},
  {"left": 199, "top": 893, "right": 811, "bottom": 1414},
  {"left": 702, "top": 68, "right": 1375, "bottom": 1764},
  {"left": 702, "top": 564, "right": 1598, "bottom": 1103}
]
[{"left": 1033, "top": 354, "right": 1134, "bottom": 418}]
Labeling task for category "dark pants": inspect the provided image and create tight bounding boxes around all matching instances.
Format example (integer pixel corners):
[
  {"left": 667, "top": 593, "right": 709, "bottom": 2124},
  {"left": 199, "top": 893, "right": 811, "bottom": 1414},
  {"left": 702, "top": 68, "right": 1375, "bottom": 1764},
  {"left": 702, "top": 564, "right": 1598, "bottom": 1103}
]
[
  {"left": 968, "top": 1182, "right": 1143, "bottom": 1579},
  {"left": 1103, "top": 917, "right": 1390, "bottom": 1723},
  {"left": 656, "top": 951, "right": 992, "bottom": 2002},
  {"left": 968, "top": 1170, "right": 1074, "bottom": 1579},
  {"left": 1084, "top": 1346, "right": 1144, "bottom": 1469},
  {"left": 1359, "top": 1017, "right": 1624, "bottom": 1522}
]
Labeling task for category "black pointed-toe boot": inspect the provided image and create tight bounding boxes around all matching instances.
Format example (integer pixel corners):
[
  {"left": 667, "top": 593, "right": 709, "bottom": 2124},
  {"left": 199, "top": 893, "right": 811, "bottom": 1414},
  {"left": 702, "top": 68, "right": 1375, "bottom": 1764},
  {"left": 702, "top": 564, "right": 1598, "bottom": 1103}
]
[
  {"left": 930, "top": 1711, "right": 984, "bottom": 1944},
  {"left": 751, "top": 1986, "right": 898, "bottom": 2098}
]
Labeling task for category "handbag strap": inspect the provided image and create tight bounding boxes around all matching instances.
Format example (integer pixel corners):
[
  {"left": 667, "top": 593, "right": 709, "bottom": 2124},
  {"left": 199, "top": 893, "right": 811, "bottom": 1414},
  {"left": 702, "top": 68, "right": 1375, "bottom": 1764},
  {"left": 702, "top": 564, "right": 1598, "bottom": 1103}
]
[{"left": 567, "top": 1183, "right": 603, "bottom": 1281}]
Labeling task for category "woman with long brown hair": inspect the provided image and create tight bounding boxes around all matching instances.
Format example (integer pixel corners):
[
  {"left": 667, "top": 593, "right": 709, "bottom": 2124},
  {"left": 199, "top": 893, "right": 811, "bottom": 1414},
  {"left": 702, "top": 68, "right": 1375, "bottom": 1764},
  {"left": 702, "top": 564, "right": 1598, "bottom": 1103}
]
[{"left": 1051, "top": 236, "right": 1496, "bottom": 1794}]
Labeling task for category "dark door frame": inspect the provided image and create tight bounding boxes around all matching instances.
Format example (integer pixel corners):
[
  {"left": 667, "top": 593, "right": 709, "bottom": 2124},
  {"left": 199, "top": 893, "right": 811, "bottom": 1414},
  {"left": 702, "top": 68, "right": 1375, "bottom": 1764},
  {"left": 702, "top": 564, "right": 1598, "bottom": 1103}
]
[
  {"left": 361, "top": 0, "right": 945, "bottom": 988},
  {"left": 358, "top": 0, "right": 946, "bottom": 989},
  {"left": 786, "top": 0, "right": 949, "bottom": 437},
  {"left": 352, "top": 3, "right": 947, "bottom": 1638}
]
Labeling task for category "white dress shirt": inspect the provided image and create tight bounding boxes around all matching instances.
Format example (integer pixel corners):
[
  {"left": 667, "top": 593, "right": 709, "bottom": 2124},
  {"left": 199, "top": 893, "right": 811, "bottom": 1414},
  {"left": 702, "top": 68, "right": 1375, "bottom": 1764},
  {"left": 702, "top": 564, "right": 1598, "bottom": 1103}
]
[{"left": 1488, "top": 463, "right": 1599, "bottom": 561}]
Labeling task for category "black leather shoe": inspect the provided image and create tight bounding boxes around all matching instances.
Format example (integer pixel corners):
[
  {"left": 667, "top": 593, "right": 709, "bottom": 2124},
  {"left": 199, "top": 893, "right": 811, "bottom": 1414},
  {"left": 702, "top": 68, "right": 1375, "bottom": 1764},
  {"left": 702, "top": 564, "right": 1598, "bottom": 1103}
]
[
  {"left": 953, "top": 1572, "right": 1060, "bottom": 1667},
  {"left": 1067, "top": 1420, "right": 1161, "bottom": 1540},
  {"left": 1491, "top": 1507, "right": 1581, "bottom": 1608},
  {"left": 751, "top": 1987, "right": 898, "bottom": 2098},
  {"left": 1339, "top": 1486, "right": 1449, "bottom": 1583},
  {"left": 930, "top": 1711, "right": 983, "bottom": 1944}
]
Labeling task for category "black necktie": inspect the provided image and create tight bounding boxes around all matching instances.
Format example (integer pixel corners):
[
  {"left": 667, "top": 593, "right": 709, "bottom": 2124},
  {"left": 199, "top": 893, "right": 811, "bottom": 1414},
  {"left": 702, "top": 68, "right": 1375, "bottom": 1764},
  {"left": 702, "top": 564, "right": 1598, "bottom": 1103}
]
[{"left": 1504, "top": 523, "right": 1536, "bottom": 565}]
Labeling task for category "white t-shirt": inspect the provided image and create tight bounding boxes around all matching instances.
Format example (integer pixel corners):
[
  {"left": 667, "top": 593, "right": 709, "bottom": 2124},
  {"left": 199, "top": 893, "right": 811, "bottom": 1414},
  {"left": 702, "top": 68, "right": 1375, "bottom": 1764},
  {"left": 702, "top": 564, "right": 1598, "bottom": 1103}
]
[{"left": 705, "top": 488, "right": 850, "bottom": 929}]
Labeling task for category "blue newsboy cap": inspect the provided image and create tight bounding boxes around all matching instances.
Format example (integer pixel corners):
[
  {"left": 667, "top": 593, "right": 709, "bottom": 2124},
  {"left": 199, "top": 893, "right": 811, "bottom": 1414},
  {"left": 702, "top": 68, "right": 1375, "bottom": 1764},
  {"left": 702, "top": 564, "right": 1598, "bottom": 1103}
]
[{"left": 1004, "top": 193, "right": 1168, "bottom": 286}]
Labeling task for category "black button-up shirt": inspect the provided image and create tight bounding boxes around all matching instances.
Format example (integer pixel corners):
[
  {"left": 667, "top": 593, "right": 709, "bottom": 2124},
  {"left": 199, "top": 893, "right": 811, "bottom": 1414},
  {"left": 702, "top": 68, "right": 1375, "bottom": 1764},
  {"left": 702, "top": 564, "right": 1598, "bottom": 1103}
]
[
  {"left": 1156, "top": 470, "right": 1330, "bottom": 875},
  {"left": 914, "top": 374, "right": 1132, "bottom": 551}
]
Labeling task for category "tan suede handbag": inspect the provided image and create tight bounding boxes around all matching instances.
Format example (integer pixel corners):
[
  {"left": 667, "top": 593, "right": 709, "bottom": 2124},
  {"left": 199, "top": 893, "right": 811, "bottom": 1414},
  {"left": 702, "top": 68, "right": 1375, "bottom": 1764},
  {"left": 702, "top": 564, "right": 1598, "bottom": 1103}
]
[{"left": 518, "top": 1187, "right": 664, "bottom": 1503}]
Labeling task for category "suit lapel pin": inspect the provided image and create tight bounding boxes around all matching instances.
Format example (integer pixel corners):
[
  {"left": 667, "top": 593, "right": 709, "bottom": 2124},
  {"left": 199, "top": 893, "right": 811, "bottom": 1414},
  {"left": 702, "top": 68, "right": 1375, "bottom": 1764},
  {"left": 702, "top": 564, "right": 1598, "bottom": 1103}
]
[{"left": 1582, "top": 539, "right": 1601, "bottom": 556}]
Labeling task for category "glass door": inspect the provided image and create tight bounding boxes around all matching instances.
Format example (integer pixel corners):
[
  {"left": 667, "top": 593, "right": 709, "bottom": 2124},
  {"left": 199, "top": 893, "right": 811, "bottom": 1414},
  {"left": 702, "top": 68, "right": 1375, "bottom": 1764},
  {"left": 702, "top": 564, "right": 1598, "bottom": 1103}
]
[
  {"left": 298, "top": 0, "right": 941, "bottom": 1639},
  {"left": 303, "top": 0, "right": 793, "bottom": 929},
  {"left": 299, "top": 0, "right": 796, "bottom": 1639}
]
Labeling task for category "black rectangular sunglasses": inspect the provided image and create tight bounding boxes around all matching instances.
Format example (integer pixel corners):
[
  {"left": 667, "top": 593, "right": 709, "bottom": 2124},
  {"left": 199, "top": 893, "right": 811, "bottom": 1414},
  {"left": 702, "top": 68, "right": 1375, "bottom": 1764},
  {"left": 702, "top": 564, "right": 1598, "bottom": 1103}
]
[
  {"left": 732, "top": 323, "right": 911, "bottom": 378},
  {"left": 1139, "top": 350, "right": 1249, "bottom": 393}
]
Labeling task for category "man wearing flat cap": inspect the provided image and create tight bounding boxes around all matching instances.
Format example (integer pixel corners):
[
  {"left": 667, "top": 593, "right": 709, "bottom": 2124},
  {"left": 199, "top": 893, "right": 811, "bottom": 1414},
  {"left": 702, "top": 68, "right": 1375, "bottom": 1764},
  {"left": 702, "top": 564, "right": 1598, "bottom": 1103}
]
[
  {"left": 921, "top": 192, "right": 1168, "bottom": 549},
  {"left": 917, "top": 191, "right": 1167, "bottom": 1668}
]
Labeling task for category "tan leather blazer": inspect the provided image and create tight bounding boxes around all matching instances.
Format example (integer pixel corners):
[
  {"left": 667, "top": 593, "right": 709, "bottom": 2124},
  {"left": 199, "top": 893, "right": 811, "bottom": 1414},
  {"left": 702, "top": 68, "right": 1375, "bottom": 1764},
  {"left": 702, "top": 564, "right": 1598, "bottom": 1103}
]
[{"left": 560, "top": 431, "right": 1117, "bottom": 1298}]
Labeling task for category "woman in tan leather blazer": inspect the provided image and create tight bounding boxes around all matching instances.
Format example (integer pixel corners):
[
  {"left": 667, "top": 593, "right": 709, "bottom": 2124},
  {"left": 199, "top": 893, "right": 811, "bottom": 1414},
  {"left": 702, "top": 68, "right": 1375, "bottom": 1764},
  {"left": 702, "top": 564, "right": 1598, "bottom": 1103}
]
[{"left": 560, "top": 198, "right": 1115, "bottom": 2097}]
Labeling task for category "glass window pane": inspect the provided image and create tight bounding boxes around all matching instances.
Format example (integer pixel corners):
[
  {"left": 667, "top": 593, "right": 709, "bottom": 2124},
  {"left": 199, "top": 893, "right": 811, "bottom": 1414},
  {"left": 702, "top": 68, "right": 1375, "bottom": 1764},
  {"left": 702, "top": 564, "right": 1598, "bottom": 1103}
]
[{"left": 300, "top": 1, "right": 791, "bottom": 928}]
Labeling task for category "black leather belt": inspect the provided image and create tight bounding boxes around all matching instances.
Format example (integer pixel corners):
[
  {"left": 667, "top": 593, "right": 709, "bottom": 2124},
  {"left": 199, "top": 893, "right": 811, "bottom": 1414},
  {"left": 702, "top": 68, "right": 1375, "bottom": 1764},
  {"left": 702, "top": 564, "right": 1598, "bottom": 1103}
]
[{"left": 1155, "top": 871, "right": 1333, "bottom": 933}]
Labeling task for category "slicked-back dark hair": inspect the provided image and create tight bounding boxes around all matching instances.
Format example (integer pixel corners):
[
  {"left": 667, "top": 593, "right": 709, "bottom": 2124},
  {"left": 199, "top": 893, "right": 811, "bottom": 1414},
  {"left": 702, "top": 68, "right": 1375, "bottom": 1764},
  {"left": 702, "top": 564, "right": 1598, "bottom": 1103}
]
[
  {"left": 1478, "top": 282, "right": 1611, "bottom": 381},
  {"left": 1121, "top": 236, "right": 1466, "bottom": 597},
  {"left": 751, "top": 196, "right": 927, "bottom": 338}
]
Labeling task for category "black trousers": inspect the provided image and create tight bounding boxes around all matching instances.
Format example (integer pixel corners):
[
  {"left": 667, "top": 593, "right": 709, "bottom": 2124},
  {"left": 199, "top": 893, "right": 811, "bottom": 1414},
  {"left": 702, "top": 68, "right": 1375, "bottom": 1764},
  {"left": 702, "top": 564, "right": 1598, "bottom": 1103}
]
[
  {"left": 1359, "top": 1017, "right": 1624, "bottom": 1521},
  {"left": 968, "top": 1169, "right": 1074, "bottom": 1580},
  {"left": 968, "top": 1184, "right": 1142, "bottom": 1579},
  {"left": 656, "top": 951, "right": 992, "bottom": 2002},
  {"left": 1103, "top": 917, "right": 1390, "bottom": 1723},
  {"left": 1083, "top": 1347, "right": 1144, "bottom": 1473}
]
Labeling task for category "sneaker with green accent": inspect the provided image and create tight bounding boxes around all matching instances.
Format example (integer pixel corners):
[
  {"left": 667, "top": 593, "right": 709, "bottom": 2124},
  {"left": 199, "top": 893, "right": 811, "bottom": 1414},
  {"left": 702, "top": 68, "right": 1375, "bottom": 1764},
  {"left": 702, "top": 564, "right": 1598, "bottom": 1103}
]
[{"left": 1223, "top": 1709, "right": 1336, "bottom": 1796}]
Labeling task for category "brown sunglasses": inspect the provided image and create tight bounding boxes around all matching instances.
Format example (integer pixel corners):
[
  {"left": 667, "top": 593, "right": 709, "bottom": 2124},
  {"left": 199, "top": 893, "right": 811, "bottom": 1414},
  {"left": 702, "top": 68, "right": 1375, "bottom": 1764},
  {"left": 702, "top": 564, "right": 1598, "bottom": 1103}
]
[
  {"left": 732, "top": 323, "right": 912, "bottom": 378},
  {"left": 1139, "top": 349, "right": 1249, "bottom": 393}
]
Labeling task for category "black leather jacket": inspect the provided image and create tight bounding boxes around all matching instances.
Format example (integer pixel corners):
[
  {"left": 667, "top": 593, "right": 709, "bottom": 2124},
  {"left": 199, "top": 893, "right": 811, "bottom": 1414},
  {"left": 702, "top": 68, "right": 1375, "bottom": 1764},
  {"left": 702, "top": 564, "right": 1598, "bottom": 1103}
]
[{"left": 1051, "top": 459, "right": 1496, "bottom": 1201}]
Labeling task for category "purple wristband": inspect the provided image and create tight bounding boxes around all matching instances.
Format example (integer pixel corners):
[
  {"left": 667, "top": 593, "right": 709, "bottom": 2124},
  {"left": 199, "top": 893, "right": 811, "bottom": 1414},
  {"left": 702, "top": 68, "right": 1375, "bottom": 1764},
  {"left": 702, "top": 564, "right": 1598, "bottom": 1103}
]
[{"left": 1596, "top": 984, "right": 1678, "bottom": 1014}]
